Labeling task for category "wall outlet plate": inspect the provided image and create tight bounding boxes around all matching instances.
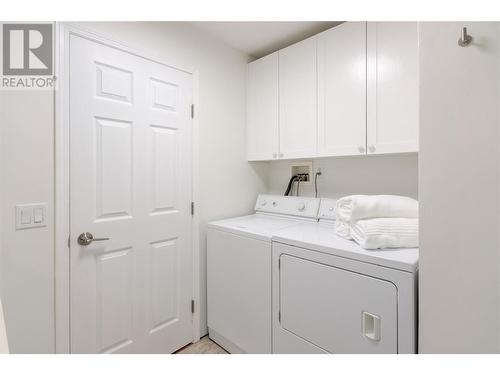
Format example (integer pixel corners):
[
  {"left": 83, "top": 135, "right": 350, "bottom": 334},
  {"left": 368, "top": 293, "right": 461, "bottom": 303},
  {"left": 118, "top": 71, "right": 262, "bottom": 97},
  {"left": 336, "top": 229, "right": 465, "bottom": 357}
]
[{"left": 290, "top": 161, "right": 313, "bottom": 185}]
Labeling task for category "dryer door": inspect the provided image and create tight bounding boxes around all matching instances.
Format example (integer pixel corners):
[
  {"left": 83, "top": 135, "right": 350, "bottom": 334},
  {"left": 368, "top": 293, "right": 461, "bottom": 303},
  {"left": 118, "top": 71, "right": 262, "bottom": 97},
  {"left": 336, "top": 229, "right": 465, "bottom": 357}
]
[{"left": 279, "top": 254, "right": 398, "bottom": 353}]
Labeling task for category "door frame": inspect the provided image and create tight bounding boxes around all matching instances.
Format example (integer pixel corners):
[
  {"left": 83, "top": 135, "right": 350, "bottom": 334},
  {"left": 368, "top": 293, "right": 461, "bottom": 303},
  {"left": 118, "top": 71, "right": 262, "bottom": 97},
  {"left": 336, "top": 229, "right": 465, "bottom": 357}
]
[{"left": 54, "top": 22, "right": 200, "bottom": 353}]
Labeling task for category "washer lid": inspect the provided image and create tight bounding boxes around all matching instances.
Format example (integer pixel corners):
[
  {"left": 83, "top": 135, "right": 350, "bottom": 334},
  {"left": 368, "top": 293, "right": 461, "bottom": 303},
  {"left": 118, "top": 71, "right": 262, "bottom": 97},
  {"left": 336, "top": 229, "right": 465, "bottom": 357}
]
[
  {"left": 273, "top": 222, "right": 418, "bottom": 272},
  {"left": 208, "top": 214, "right": 311, "bottom": 242}
]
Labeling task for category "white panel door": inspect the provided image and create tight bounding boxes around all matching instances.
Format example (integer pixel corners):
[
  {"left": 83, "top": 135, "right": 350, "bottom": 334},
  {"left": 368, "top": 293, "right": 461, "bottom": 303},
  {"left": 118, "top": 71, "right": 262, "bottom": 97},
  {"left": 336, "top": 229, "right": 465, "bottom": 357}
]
[
  {"left": 317, "top": 22, "right": 367, "bottom": 157},
  {"left": 69, "top": 34, "right": 193, "bottom": 354},
  {"left": 367, "top": 22, "right": 419, "bottom": 154},
  {"left": 246, "top": 53, "right": 279, "bottom": 161},
  {"left": 279, "top": 37, "right": 317, "bottom": 159}
]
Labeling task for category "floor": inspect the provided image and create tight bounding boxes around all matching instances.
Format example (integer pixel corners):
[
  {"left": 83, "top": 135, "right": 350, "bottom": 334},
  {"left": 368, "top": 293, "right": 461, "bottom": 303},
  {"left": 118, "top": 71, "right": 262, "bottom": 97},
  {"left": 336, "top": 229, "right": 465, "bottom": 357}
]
[{"left": 176, "top": 336, "right": 228, "bottom": 354}]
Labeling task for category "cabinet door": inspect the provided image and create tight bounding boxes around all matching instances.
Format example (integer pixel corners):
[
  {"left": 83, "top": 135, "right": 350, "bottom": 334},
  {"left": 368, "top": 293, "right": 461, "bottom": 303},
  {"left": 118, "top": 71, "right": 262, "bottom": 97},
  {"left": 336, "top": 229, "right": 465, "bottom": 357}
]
[
  {"left": 367, "top": 22, "right": 419, "bottom": 154},
  {"left": 246, "top": 53, "right": 279, "bottom": 161},
  {"left": 279, "top": 37, "right": 317, "bottom": 159},
  {"left": 318, "top": 22, "right": 367, "bottom": 157}
]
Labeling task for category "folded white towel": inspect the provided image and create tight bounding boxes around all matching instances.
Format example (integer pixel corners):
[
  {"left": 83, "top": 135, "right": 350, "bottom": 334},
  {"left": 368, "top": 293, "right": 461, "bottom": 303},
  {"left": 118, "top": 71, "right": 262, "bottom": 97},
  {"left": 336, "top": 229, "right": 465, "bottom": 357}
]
[
  {"left": 336, "top": 195, "right": 418, "bottom": 223},
  {"left": 334, "top": 219, "right": 352, "bottom": 240},
  {"left": 350, "top": 218, "right": 419, "bottom": 250}
]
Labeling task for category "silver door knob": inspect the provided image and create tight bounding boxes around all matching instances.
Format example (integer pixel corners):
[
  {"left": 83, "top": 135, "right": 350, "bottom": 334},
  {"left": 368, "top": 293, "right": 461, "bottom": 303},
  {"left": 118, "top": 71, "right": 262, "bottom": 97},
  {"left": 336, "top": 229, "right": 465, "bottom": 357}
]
[{"left": 77, "top": 232, "right": 110, "bottom": 246}]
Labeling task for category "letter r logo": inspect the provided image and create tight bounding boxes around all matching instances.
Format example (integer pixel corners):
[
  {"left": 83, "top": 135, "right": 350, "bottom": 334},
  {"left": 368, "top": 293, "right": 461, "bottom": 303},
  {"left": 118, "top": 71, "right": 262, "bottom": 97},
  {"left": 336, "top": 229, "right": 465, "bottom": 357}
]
[{"left": 3, "top": 24, "right": 53, "bottom": 76}]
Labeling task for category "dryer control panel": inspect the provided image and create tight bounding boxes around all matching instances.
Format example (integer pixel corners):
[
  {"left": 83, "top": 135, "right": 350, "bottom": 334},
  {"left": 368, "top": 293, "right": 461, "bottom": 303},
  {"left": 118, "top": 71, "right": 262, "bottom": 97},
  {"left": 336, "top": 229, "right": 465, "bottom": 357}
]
[
  {"left": 318, "top": 198, "right": 338, "bottom": 221},
  {"left": 255, "top": 194, "right": 320, "bottom": 219}
]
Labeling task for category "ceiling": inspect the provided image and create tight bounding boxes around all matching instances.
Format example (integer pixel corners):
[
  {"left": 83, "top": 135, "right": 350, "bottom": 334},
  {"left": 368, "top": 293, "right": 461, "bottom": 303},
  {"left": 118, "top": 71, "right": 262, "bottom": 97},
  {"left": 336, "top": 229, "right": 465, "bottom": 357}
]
[{"left": 190, "top": 22, "right": 342, "bottom": 59}]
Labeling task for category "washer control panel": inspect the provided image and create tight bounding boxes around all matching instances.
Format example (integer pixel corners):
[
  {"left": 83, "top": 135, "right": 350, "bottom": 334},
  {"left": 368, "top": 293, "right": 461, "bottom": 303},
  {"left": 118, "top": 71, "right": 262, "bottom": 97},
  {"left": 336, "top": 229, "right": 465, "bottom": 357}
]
[{"left": 255, "top": 194, "right": 320, "bottom": 218}]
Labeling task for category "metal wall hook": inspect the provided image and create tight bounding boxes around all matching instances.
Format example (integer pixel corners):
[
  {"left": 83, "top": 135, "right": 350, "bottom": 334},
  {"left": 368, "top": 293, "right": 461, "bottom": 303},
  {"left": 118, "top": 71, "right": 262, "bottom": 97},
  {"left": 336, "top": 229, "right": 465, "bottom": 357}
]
[{"left": 458, "top": 27, "right": 473, "bottom": 47}]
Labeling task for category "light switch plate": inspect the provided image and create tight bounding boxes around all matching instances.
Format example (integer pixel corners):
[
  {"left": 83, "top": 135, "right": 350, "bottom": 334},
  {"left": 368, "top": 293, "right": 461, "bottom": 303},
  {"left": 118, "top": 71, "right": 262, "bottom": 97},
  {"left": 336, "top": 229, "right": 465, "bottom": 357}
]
[{"left": 15, "top": 203, "right": 48, "bottom": 230}]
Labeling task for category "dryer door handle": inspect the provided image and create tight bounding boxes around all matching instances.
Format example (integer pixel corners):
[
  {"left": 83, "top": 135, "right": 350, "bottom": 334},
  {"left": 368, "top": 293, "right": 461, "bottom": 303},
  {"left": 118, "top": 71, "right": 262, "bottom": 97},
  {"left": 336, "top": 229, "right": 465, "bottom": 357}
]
[{"left": 362, "top": 311, "right": 381, "bottom": 342}]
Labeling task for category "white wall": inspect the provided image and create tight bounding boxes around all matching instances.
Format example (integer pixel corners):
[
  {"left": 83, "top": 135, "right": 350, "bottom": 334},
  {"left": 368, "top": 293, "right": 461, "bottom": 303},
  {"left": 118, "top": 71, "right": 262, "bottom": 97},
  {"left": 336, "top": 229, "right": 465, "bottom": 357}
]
[
  {"left": 419, "top": 22, "right": 500, "bottom": 353},
  {"left": 267, "top": 154, "right": 418, "bottom": 199},
  {"left": 0, "top": 90, "right": 55, "bottom": 353},
  {"left": 0, "top": 22, "right": 268, "bottom": 353}
]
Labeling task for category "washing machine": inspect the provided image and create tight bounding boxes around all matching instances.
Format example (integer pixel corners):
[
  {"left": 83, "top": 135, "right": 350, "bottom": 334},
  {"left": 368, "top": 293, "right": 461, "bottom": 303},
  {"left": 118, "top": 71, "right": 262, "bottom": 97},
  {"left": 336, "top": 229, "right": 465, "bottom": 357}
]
[
  {"left": 207, "top": 194, "right": 320, "bottom": 353},
  {"left": 271, "top": 198, "right": 419, "bottom": 354}
]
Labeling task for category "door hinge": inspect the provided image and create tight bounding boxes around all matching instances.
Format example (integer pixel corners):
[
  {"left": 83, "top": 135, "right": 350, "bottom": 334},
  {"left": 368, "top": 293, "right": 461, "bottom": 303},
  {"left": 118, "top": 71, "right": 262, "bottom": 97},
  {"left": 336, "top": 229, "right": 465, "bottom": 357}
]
[
  {"left": 191, "top": 104, "right": 194, "bottom": 119},
  {"left": 191, "top": 299, "right": 195, "bottom": 314},
  {"left": 278, "top": 311, "right": 281, "bottom": 323},
  {"left": 191, "top": 201, "right": 195, "bottom": 216}
]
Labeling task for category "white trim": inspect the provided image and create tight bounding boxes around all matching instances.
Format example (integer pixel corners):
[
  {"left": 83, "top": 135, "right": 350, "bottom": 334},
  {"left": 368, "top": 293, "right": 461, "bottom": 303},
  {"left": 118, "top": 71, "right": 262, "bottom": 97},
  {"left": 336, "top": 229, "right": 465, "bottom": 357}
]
[
  {"left": 59, "top": 22, "right": 196, "bottom": 74},
  {"left": 191, "top": 71, "right": 201, "bottom": 342},
  {"left": 54, "top": 22, "right": 200, "bottom": 353},
  {"left": 54, "top": 22, "right": 71, "bottom": 354}
]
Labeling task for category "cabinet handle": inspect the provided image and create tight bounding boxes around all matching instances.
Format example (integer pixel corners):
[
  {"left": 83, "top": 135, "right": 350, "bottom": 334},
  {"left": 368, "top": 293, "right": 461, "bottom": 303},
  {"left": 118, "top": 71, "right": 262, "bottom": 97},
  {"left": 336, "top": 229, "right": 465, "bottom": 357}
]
[
  {"left": 368, "top": 145, "right": 376, "bottom": 153},
  {"left": 358, "top": 146, "right": 365, "bottom": 154}
]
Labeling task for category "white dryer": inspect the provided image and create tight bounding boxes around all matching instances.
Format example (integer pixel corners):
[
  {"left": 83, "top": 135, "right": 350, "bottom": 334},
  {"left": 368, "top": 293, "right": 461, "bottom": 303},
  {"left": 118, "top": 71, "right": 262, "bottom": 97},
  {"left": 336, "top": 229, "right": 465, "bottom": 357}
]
[
  {"left": 272, "top": 198, "right": 419, "bottom": 354},
  {"left": 207, "top": 194, "right": 320, "bottom": 353}
]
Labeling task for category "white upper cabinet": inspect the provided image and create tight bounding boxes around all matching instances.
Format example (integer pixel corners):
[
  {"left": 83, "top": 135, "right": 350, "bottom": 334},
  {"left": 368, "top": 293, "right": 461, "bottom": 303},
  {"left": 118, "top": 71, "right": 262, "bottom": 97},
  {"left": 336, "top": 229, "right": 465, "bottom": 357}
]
[
  {"left": 279, "top": 37, "right": 317, "bottom": 159},
  {"left": 246, "top": 52, "right": 279, "bottom": 161},
  {"left": 245, "top": 22, "right": 419, "bottom": 161},
  {"left": 367, "top": 22, "right": 419, "bottom": 154},
  {"left": 317, "top": 22, "right": 367, "bottom": 157}
]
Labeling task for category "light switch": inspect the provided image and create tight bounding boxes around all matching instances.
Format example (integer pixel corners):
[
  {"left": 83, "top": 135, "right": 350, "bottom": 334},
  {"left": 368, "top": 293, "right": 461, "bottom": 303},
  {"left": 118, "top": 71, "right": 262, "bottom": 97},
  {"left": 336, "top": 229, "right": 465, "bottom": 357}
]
[
  {"left": 33, "top": 208, "right": 44, "bottom": 224},
  {"left": 15, "top": 203, "right": 48, "bottom": 230},
  {"left": 20, "top": 208, "right": 32, "bottom": 224}
]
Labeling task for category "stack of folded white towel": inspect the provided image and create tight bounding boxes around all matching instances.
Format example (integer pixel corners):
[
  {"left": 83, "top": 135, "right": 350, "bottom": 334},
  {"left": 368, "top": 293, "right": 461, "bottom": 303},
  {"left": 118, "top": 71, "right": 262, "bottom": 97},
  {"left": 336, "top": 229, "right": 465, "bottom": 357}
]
[{"left": 334, "top": 195, "right": 419, "bottom": 250}]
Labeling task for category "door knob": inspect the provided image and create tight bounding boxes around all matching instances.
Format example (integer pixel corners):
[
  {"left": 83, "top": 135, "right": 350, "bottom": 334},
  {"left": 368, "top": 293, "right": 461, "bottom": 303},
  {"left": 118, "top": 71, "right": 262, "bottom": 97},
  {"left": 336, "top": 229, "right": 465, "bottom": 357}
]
[{"left": 77, "top": 232, "right": 110, "bottom": 246}]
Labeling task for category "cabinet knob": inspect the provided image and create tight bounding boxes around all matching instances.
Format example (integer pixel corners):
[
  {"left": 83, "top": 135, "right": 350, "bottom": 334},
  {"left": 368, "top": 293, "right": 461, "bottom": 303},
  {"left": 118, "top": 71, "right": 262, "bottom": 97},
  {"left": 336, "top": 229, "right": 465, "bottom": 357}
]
[
  {"left": 368, "top": 145, "right": 376, "bottom": 153},
  {"left": 358, "top": 146, "right": 365, "bottom": 154},
  {"left": 273, "top": 153, "right": 277, "bottom": 159},
  {"left": 279, "top": 153, "right": 284, "bottom": 158}
]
